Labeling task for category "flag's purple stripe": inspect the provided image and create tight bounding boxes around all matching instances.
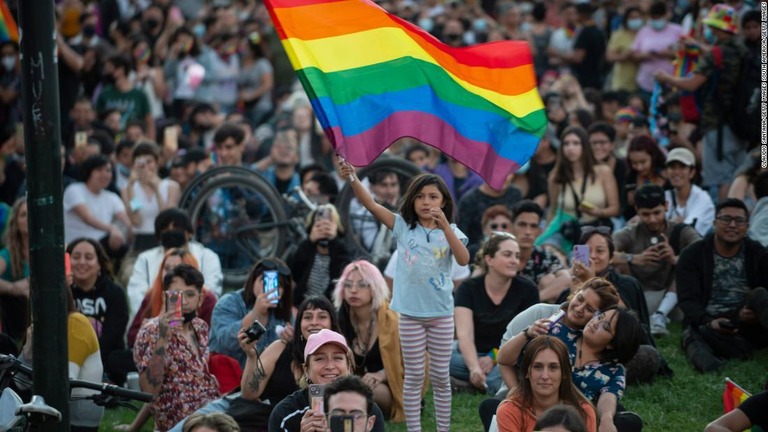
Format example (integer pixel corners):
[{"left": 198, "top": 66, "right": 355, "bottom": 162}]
[{"left": 328, "top": 111, "right": 520, "bottom": 189}]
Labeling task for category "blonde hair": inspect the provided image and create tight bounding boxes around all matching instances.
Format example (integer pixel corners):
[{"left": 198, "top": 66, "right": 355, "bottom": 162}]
[{"left": 5, "top": 198, "right": 27, "bottom": 280}]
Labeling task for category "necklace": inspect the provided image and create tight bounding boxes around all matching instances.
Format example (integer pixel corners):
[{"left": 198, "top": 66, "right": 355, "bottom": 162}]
[
  {"left": 420, "top": 224, "right": 438, "bottom": 243},
  {"left": 352, "top": 315, "right": 375, "bottom": 374}
]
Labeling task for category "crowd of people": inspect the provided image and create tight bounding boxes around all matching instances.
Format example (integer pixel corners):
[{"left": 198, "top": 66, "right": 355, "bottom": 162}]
[{"left": 0, "top": 0, "right": 767, "bottom": 431}]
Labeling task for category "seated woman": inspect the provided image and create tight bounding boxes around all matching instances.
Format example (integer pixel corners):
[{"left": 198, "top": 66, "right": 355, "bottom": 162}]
[
  {"left": 501, "top": 306, "right": 645, "bottom": 432},
  {"left": 210, "top": 258, "right": 293, "bottom": 368},
  {"left": 289, "top": 204, "right": 351, "bottom": 306},
  {"left": 565, "top": 228, "right": 662, "bottom": 384},
  {"left": 333, "top": 260, "right": 405, "bottom": 421},
  {"left": 67, "top": 238, "right": 129, "bottom": 384},
  {"left": 496, "top": 336, "right": 596, "bottom": 432},
  {"left": 127, "top": 248, "right": 218, "bottom": 349},
  {"left": 167, "top": 296, "right": 339, "bottom": 432},
  {"left": 453, "top": 232, "right": 539, "bottom": 394},
  {"left": 268, "top": 329, "right": 387, "bottom": 432},
  {"left": 0, "top": 198, "right": 30, "bottom": 345},
  {"left": 21, "top": 284, "right": 105, "bottom": 432},
  {"left": 479, "top": 278, "right": 619, "bottom": 431}
]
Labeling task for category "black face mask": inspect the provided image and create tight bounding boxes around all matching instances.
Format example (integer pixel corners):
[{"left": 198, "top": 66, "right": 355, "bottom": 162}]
[
  {"left": 102, "top": 74, "right": 115, "bottom": 86},
  {"left": 82, "top": 25, "right": 97, "bottom": 38},
  {"left": 145, "top": 18, "right": 160, "bottom": 31},
  {"left": 183, "top": 310, "right": 197, "bottom": 324},
  {"left": 160, "top": 229, "right": 187, "bottom": 249}
]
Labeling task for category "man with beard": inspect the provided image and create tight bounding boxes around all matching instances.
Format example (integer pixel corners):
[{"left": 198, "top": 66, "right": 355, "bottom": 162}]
[
  {"left": 676, "top": 198, "right": 768, "bottom": 372},
  {"left": 613, "top": 184, "right": 700, "bottom": 336},
  {"left": 254, "top": 129, "right": 301, "bottom": 196}
]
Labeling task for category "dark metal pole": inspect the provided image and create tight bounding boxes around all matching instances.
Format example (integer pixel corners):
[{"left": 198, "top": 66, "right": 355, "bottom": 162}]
[{"left": 17, "top": 0, "right": 70, "bottom": 430}]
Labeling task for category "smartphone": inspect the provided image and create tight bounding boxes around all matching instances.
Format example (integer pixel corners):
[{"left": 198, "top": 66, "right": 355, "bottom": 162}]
[
  {"left": 309, "top": 384, "right": 325, "bottom": 413},
  {"left": 547, "top": 309, "right": 565, "bottom": 327},
  {"left": 75, "top": 131, "right": 88, "bottom": 149},
  {"left": 263, "top": 270, "right": 279, "bottom": 305},
  {"left": 330, "top": 415, "right": 355, "bottom": 432},
  {"left": 649, "top": 236, "right": 660, "bottom": 246},
  {"left": 317, "top": 206, "right": 330, "bottom": 221},
  {"left": 573, "top": 245, "right": 590, "bottom": 266},
  {"left": 165, "top": 290, "right": 182, "bottom": 327},
  {"left": 64, "top": 252, "right": 71, "bottom": 275},
  {"left": 164, "top": 126, "right": 179, "bottom": 153},
  {"left": 580, "top": 201, "right": 596, "bottom": 210}
]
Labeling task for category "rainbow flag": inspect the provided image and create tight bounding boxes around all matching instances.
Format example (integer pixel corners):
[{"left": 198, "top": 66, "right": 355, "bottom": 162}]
[
  {"left": 265, "top": 0, "right": 546, "bottom": 189},
  {"left": 0, "top": 0, "right": 18, "bottom": 43},
  {"left": 723, "top": 378, "right": 750, "bottom": 413}
]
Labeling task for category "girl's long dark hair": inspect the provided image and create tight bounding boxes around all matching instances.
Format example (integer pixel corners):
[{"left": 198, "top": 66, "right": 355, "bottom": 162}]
[
  {"left": 551, "top": 126, "right": 597, "bottom": 185},
  {"left": 399, "top": 173, "right": 454, "bottom": 229}
]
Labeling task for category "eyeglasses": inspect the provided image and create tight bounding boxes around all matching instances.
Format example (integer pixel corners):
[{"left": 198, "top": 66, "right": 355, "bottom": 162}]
[
  {"left": 490, "top": 223, "right": 509, "bottom": 230},
  {"left": 259, "top": 259, "right": 292, "bottom": 276},
  {"left": 166, "top": 289, "right": 199, "bottom": 299},
  {"left": 343, "top": 281, "right": 371, "bottom": 290},
  {"left": 592, "top": 310, "right": 614, "bottom": 334},
  {"left": 580, "top": 226, "right": 612, "bottom": 236},
  {"left": 715, "top": 215, "right": 748, "bottom": 226}
]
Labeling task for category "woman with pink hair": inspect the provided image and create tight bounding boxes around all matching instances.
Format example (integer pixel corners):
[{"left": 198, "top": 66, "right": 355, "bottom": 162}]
[{"left": 333, "top": 259, "right": 407, "bottom": 422}]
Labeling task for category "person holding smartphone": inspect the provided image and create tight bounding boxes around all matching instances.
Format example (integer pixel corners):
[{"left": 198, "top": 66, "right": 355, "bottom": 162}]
[
  {"left": 323, "top": 375, "right": 378, "bottom": 432},
  {"left": 133, "top": 264, "right": 219, "bottom": 431},
  {"left": 289, "top": 205, "right": 351, "bottom": 307},
  {"left": 209, "top": 258, "right": 294, "bottom": 368}
]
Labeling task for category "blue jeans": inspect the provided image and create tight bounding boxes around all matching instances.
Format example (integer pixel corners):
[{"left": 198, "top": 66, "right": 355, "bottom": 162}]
[{"left": 449, "top": 342, "right": 502, "bottom": 395}]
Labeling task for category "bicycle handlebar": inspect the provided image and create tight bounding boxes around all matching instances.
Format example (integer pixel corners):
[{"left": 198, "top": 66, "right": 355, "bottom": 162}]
[
  {"left": 0, "top": 354, "right": 153, "bottom": 403},
  {"left": 69, "top": 380, "right": 152, "bottom": 403}
]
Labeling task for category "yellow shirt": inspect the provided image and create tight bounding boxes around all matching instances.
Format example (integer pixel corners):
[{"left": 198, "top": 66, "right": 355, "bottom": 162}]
[{"left": 608, "top": 29, "right": 639, "bottom": 92}]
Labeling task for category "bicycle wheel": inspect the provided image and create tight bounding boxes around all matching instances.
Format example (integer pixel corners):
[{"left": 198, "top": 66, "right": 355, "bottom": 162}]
[
  {"left": 336, "top": 157, "right": 422, "bottom": 268},
  {"left": 179, "top": 166, "right": 263, "bottom": 210},
  {"left": 187, "top": 173, "right": 289, "bottom": 290}
]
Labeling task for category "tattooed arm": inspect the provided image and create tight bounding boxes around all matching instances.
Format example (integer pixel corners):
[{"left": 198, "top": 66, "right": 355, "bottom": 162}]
[
  {"left": 240, "top": 339, "right": 288, "bottom": 401},
  {"left": 139, "top": 313, "right": 173, "bottom": 396}
]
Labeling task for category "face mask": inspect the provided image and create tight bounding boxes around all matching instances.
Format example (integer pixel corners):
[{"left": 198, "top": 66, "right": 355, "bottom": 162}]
[
  {"left": 627, "top": 18, "right": 644, "bottom": 31},
  {"left": 473, "top": 18, "right": 488, "bottom": 33},
  {"left": 418, "top": 18, "right": 434, "bottom": 33},
  {"left": 520, "top": 22, "right": 532, "bottom": 34},
  {"left": 193, "top": 23, "right": 206, "bottom": 39},
  {"left": 1, "top": 56, "right": 15, "bottom": 72},
  {"left": 102, "top": 73, "right": 115, "bottom": 85},
  {"left": 703, "top": 26, "right": 717, "bottom": 44},
  {"left": 650, "top": 19, "right": 667, "bottom": 31},
  {"left": 160, "top": 229, "right": 187, "bottom": 249},
  {"left": 144, "top": 18, "right": 160, "bottom": 31},
  {"left": 82, "top": 25, "right": 97, "bottom": 38},
  {"left": 183, "top": 310, "right": 197, "bottom": 324}
]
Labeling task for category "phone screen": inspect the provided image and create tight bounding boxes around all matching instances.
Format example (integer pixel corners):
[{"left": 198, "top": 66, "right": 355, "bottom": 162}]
[
  {"left": 263, "top": 270, "right": 280, "bottom": 305},
  {"left": 309, "top": 384, "right": 325, "bottom": 413},
  {"left": 75, "top": 132, "right": 88, "bottom": 149},
  {"left": 164, "top": 126, "right": 179, "bottom": 153},
  {"left": 65, "top": 252, "right": 71, "bottom": 275},
  {"left": 573, "top": 245, "right": 590, "bottom": 266}
]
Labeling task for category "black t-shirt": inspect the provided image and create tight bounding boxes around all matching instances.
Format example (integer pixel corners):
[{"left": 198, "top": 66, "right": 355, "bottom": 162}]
[
  {"left": 268, "top": 387, "right": 386, "bottom": 432},
  {"left": 71, "top": 278, "right": 129, "bottom": 362},
  {"left": 572, "top": 24, "right": 606, "bottom": 90},
  {"left": 454, "top": 275, "right": 540, "bottom": 353},
  {"left": 457, "top": 186, "right": 523, "bottom": 249},
  {"left": 261, "top": 344, "right": 300, "bottom": 404},
  {"left": 740, "top": 390, "right": 768, "bottom": 429}
]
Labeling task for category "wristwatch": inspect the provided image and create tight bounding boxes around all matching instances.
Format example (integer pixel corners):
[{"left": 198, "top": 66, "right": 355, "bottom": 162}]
[{"left": 626, "top": 253, "right": 634, "bottom": 264}]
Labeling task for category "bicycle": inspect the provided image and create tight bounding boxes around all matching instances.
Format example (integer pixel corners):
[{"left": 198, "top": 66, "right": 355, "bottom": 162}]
[
  {"left": 179, "top": 166, "right": 315, "bottom": 290},
  {"left": 0, "top": 354, "right": 152, "bottom": 431}
]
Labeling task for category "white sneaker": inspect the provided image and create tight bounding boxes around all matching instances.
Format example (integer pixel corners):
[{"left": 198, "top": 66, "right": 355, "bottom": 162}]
[{"left": 650, "top": 313, "right": 669, "bottom": 337}]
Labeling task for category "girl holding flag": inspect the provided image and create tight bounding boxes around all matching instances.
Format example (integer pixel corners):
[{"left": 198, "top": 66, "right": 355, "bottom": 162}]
[{"left": 339, "top": 160, "right": 469, "bottom": 432}]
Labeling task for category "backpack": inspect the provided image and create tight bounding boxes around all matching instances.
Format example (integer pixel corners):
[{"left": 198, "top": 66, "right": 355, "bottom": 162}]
[{"left": 726, "top": 44, "right": 761, "bottom": 147}]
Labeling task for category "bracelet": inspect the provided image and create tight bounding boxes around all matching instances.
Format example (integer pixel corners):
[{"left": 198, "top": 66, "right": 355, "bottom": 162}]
[{"left": 523, "top": 326, "right": 534, "bottom": 341}]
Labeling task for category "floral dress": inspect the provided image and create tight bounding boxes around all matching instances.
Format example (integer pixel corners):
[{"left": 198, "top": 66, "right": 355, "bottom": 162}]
[{"left": 134, "top": 317, "right": 219, "bottom": 431}]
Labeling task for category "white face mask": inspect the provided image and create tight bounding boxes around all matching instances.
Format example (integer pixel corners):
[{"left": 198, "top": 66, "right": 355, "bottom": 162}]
[{"left": 1, "top": 56, "right": 15, "bottom": 72}]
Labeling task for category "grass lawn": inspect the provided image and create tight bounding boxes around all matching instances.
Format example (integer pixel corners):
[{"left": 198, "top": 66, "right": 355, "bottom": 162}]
[{"left": 102, "top": 322, "right": 768, "bottom": 431}]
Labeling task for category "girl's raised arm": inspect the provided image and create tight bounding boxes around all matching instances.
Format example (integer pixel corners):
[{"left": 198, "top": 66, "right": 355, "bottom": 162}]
[{"left": 338, "top": 159, "right": 396, "bottom": 230}]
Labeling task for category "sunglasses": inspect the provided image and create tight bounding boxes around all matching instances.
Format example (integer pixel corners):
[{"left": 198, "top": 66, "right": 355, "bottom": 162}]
[
  {"left": 491, "top": 231, "right": 516, "bottom": 240},
  {"left": 260, "top": 259, "right": 291, "bottom": 276},
  {"left": 490, "top": 223, "right": 509, "bottom": 230},
  {"left": 580, "top": 226, "right": 612, "bottom": 236}
]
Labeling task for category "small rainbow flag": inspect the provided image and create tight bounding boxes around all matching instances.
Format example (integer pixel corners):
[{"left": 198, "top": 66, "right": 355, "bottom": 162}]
[
  {"left": 0, "top": 0, "right": 18, "bottom": 43},
  {"left": 723, "top": 378, "right": 750, "bottom": 413},
  {"left": 265, "top": 0, "right": 546, "bottom": 189}
]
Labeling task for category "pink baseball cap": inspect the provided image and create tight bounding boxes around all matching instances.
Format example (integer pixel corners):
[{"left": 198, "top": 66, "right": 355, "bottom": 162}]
[{"left": 304, "top": 329, "right": 350, "bottom": 362}]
